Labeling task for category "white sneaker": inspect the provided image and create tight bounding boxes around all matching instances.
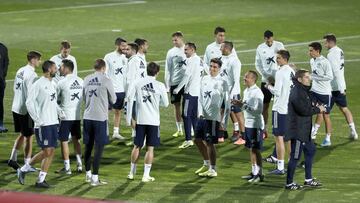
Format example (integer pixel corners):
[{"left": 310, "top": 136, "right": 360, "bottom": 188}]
[
  {"left": 85, "top": 174, "right": 92, "bottom": 183},
  {"left": 350, "top": 131, "right": 358, "bottom": 140},
  {"left": 76, "top": 164, "right": 83, "bottom": 173},
  {"left": 91, "top": 179, "right": 108, "bottom": 186},
  {"left": 311, "top": 129, "right": 317, "bottom": 140},
  {"left": 113, "top": 133, "right": 125, "bottom": 141},
  {"left": 199, "top": 169, "right": 217, "bottom": 177},
  {"left": 142, "top": 176, "right": 155, "bottom": 182},
  {"left": 127, "top": 173, "right": 134, "bottom": 180},
  {"left": 178, "top": 140, "right": 194, "bottom": 149}
]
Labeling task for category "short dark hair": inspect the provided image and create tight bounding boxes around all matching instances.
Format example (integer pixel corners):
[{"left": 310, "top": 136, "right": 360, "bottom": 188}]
[
  {"left": 127, "top": 43, "right": 139, "bottom": 53},
  {"left": 60, "top": 40, "right": 71, "bottom": 49},
  {"left": 62, "top": 59, "right": 74, "bottom": 72},
  {"left": 264, "top": 30, "right": 274, "bottom": 38},
  {"left": 277, "top": 49, "right": 290, "bottom": 61},
  {"left": 248, "top": 70, "right": 258, "bottom": 82},
  {"left": 42, "top": 60, "right": 55, "bottom": 73},
  {"left": 295, "top": 69, "right": 309, "bottom": 79},
  {"left": 27, "top": 51, "right": 42, "bottom": 61},
  {"left": 147, "top": 62, "right": 160, "bottom": 76},
  {"left": 309, "top": 42, "right": 322, "bottom": 53},
  {"left": 223, "top": 41, "right": 233, "bottom": 50},
  {"left": 210, "top": 58, "right": 222, "bottom": 68},
  {"left": 94, "top": 59, "right": 106, "bottom": 70},
  {"left": 323, "top": 34, "right": 337, "bottom": 43},
  {"left": 214, "top": 26, "right": 225, "bottom": 35},
  {"left": 172, "top": 31, "right": 183, "bottom": 38},
  {"left": 134, "top": 38, "right": 147, "bottom": 47},
  {"left": 185, "top": 42, "right": 196, "bottom": 51},
  {"left": 115, "top": 37, "right": 126, "bottom": 46}
]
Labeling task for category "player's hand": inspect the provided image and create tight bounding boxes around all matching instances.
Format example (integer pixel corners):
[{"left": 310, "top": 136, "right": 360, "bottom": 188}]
[
  {"left": 59, "top": 110, "right": 66, "bottom": 120},
  {"left": 173, "top": 88, "right": 179, "bottom": 94},
  {"left": 341, "top": 90, "right": 346, "bottom": 95},
  {"left": 267, "top": 76, "right": 275, "bottom": 85}
]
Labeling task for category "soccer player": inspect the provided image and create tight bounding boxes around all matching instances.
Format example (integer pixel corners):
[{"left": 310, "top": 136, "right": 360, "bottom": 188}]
[
  {"left": 174, "top": 42, "right": 204, "bottom": 149},
  {"left": 50, "top": 40, "right": 78, "bottom": 83},
  {"left": 285, "top": 70, "right": 325, "bottom": 190},
  {"left": 204, "top": 26, "right": 237, "bottom": 66},
  {"left": 55, "top": 59, "right": 83, "bottom": 174},
  {"left": 8, "top": 51, "right": 41, "bottom": 171},
  {"left": 266, "top": 50, "right": 295, "bottom": 175},
  {"left": 0, "top": 42, "right": 9, "bottom": 132},
  {"left": 219, "top": 41, "right": 245, "bottom": 144},
  {"left": 17, "top": 60, "right": 59, "bottom": 188},
  {"left": 235, "top": 71, "right": 265, "bottom": 183},
  {"left": 134, "top": 38, "right": 148, "bottom": 77},
  {"left": 255, "top": 30, "right": 284, "bottom": 140},
  {"left": 83, "top": 59, "right": 116, "bottom": 186},
  {"left": 308, "top": 42, "right": 334, "bottom": 146},
  {"left": 104, "top": 37, "right": 128, "bottom": 140},
  {"left": 194, "top": 58, "right": 228, "bottom": 178},
  {"left": 126, "top": 62, "right": 169, "bottom": 182},
  {"left": 164, "top": 31, "right": 186, "bottom": 138},
  {"left": 319, "top": 34, "right": 358, "bottom": 139}
]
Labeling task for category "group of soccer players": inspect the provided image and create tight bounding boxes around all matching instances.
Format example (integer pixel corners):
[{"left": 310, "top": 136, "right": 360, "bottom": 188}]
[{"left": 6, "top": 26, "right": 358, "bottom": 189}]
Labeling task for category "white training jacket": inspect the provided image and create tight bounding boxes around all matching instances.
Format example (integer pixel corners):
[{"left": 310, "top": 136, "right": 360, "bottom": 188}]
[
  {"left": 220, "top": 54, "right": 241, "bottom": 97},
  {"left": 50, "top": 54, "right": 78, "bottom": 83},
  {"left": 243, "top": 84, "right": 265, "bottom": 129},
  {"left": 310, "top": 55, "right": 334, "bottom": 95},
  {"left": 164, "top": 45, "right": 186, "bottom": 90},
  {"left": 327, "top": 46, "right": 346, "bottom": 93},
  {"left": 104, "top": 51, "right": 128, "bottom": 93}
]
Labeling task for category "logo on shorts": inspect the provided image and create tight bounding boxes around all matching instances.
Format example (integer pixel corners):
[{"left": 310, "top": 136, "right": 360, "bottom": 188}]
[
  {"left": 70, "top": 80, "right": 83, "bottom": 90},
  {"left": 115, "top": 67, "right": 123, "bottom": 75},
  {"left": 266, "top": 56, "right": 275, "bottom": 65},
  {"left": 89, "top": 89, "right": 97, "bottom": 97}
]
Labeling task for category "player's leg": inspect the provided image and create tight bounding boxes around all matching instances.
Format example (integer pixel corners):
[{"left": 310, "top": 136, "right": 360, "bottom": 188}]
[
  {"left": 285, "top": 139, "right": 303, "bottom": 190},
  {"left": 113, "top": 92, "right": 125, "bottom": 140},
  {"left": 142, "top": 125, "right": 160, "bottom": 182},
  {"left": 56, "top": 121, "right": 71, "bottom": 174},
  {"left": 233, "top": 111, "right": 246, "bottom": 145},
  {"left": 321, "top": 96, "right": 332, "bottom": 146},
  {"left": 8, "top": 135, "right": 24, "bottom": 170},
  {"left": 71, "top": 120, "right": 83, "bottom": 172},
  {"left": 179, "top": 94, "right": 193, "bottom": 148},
  {"left": 36, "top": 147, "right": 55, "bottom": 185},
  {"left": 194, "top": 119, "right": 209, "bottom": 174},
  {"left": 172, "top": 101, "right": 184, "bottom": 137}
]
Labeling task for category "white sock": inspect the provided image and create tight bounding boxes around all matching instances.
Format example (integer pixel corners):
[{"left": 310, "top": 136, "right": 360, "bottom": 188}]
[
  {"left": 76, "top": 154, "right": 82, "bottom": 165},
  {"left": 92, "top": 174, "right": 98, "bottom": 182},
  {"left": 312, "top": 124, "right": 320, "bottom": 133},
  {"left": 10, "top": 148, "right": 18, "bottom": 161},
  {"left": 131, "top": 129, "right": 136, "bottom": 138},
  {"left": 179, "top": 123, "right": 183, "bottom": 132},
  {"left": 325, "top": 134, "right": 331, "bottom": 141},
  {"left": 24, "top": 158, "right": 30, "bottom": 165},
  {"left": 349, "top": 123, "right": 357, "bottom": 133},
  {"left": 252, "top": 164, "right": 259, "bottom": 175},
  {"left": 37, "top": 171, "right": 47, "bottom": 183},
  {"left": 277, "top": 160, "right": 284, "bottom": 171},
  {"left": 191, "top": 127, "right": 194, "bottom": 135},
  {"left": 64, "top": 159, "right": 70, "bottom": 170},
  {"left": 86, "top": 170, "right": 92, "bottom": 177},
  {"left": 114, "top": 127, "right": 119, "bottom": 134},
  {"left": 203, "top": 160, "right": 210, "bottom": 166},
  {"left": 130, "top": 162, "right": 136, "bottom": 175},
  {"left": 144, "top": 164, "right": 152, "bottom": 177},
  {"left": 305, "top": 178, "right": 313, "bottom": 182},
  {"left": 176, "top": 122, "right": 182, "bottom": 132},
  {"left": 234, "top": 122, "right": 239, "bottom": 132},
  {"left": 210, "top": 165, "right": 216, "bottom": 171}
]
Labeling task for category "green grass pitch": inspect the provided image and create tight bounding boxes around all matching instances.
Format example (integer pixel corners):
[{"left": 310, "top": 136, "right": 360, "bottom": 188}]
[{"left": 0, "top": 0, "right": 360, "bottom": 202}]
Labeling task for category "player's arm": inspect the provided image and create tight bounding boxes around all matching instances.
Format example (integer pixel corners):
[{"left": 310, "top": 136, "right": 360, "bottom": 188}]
[
  {"left": 159, "top": 83, "right": 169, "bottom": 107},
  {"left": 266, "top": 71, "right": 282, "bottom": 96},
  {"left": 329, "top": 52, "right": 345, "bottom": 93},
  {"left": 104, "top": 55, "right": 110, "bottom": 76},
  {"left": 255, "top": 48, "right": 267, "bottom": 77},
  {"left": 164, "top": 51, "right": 172, "bottom": 92},
  {"left": 173, "top": 60, "right": 191, "bottom": 94},
  {"left": 291, "top": 94, "right": 321, "bottom": 116},
  {"left": 244, "top": 92, "right": 263, "bottom": 114},
  {"left": 26, "top": 83, "right": 42, "bottom": 125},
  {"left": 230, "top": 59, "right": 241, "bottom": 96},
  {"left": 221, "top": 81, "right": 230, "bottom": 125},
  {"left": 73, "top": 57, "right": 78, "bottom": 76},
  {"left": 106, "top": 78, "right": 117, "bottom": 104},
  {"left": 125, "top": 60, "right": 137, "bottom": 93},
  {"left": 125, "top": 82, "right": 136, "bottom": 126},
  {"left": 311, "top": 61, "right": 334, "bottom": 81},
  {"left": 203, "top": 47, "right": 210, "bottom": 66}
]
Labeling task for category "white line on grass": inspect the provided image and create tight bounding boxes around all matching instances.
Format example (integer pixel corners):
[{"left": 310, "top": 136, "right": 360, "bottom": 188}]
[{"left": 0, "top": 1, "right": 146, "bottom": 15}]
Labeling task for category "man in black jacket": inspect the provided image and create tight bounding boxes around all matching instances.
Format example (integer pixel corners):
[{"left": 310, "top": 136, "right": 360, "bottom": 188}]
[
  {"left": 285, "top": 69, "right": 326, "bottom": 190},
  {"left": 0, "top": 42, "right": 9, "bottom": 132}
]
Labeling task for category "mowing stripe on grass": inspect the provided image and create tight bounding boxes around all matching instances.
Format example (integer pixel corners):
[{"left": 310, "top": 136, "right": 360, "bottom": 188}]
[{"left": 0, "top": 0, "right": 146, "bottom": 15}]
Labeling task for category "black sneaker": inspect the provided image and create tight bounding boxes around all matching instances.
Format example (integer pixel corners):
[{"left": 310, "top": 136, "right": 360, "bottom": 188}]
[
  {"left": 17, "top": 169, "right": 25, "bottom": 185},
  {"left": 230, "top": 132, "right": 240, "bottom": 142},
  {"left": 241, "top": 173, "right": 254, "bottom": 180},
  {"left": 263, "top": 155, "right": 277, "bottom": 164},
  {"left": 304, "top": 179, "right": 322, "bottom": 187},
  {"left": 35, "top": 181, "right": 50, "bottom": 188},
  {"left": 248, "top": 174, "right": 264, "bottom": 183},
  {"left": 223, "top": 131, "right": 229, "bottom": 139},
  {"left": 285, "top": 183, "right": 303, "bottom": 190},
  {"left": 8, "top": 160, "right": 21, "bottom": 170}
]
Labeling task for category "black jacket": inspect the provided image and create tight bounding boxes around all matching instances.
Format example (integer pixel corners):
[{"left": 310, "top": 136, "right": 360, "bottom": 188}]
[
  {"left": 285, "top": 79, "right": 320, "bottom": 142},
  {"left": 0, "top": 42, "right": 9, "bottom": 81}
]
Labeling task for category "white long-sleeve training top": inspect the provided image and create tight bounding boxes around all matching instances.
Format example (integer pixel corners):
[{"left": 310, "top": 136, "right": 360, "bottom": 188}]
[
  {"left": 126, "top": 76, "right": 169, "bottom": 126},
  {"left": 310, "top": 55, "right": 334, "bottom": 95},
  {"left": 220, "top": 54, "right": 241, "bottom": 97},
  {"left": 327, "top": 46, "right": 346, "bottom": 93},
  {"left": 203, "top": 41, "right": 237, "bottom": 66},
  {"left": 11, "top": 64, "right": 37, "bottom": 115},
  {"left": 164, "top": 46, "right": 186, "bottom": 89},
  {"left": 243, "top": 84, "right": 265, "bottom": 129},
  {"left": 104, "top": 51, "right": 128, "bottom": 93},
  {"left": 50, "top": 54, "right": 78, "bottom": 83}
]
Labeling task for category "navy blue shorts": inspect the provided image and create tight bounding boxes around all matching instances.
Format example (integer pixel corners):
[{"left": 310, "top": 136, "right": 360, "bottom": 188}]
[
  {"left": 231, "top": 94, "right": 242, "bottom": 113},
  {"left": 12, "top": 112, "right": 34, "bottom": 137},
  {"left": 244, "top": 127, "right": 263, "bottom": 150},
  {"left": 330, "top": 91, "right": 347, "bottom": 109},
  {"left": 134, "top": 124, "right": 160, "bottom": 147},
  {"left": 261, "top": 82, "right": 273, "bottom": 104},
  {"left": 311, "top": 92, "right": 331, "bottom": 113},
  {"left": 35, "top": 124, "right": 59, "bottom": 149},
  {"left": 170, "top": 85, "right": 184, "bottom": 104},
  {"left": 113, "top": 92, "right": 126, "bottom": 110},
  {"left": 195, "top": 119, "right": 220, "bottom": 144},
  {"left": 182, "top": 94, "right": 198, "bottom": 118},
  {"left": 58, "top": 120, "right": 81, "bottom": 141},
  {"left": 83, "top": 119, "right": 109, "bottom": 145},
  {"left": 272, "top": 111, "right": 286, "bottom": 136}
]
